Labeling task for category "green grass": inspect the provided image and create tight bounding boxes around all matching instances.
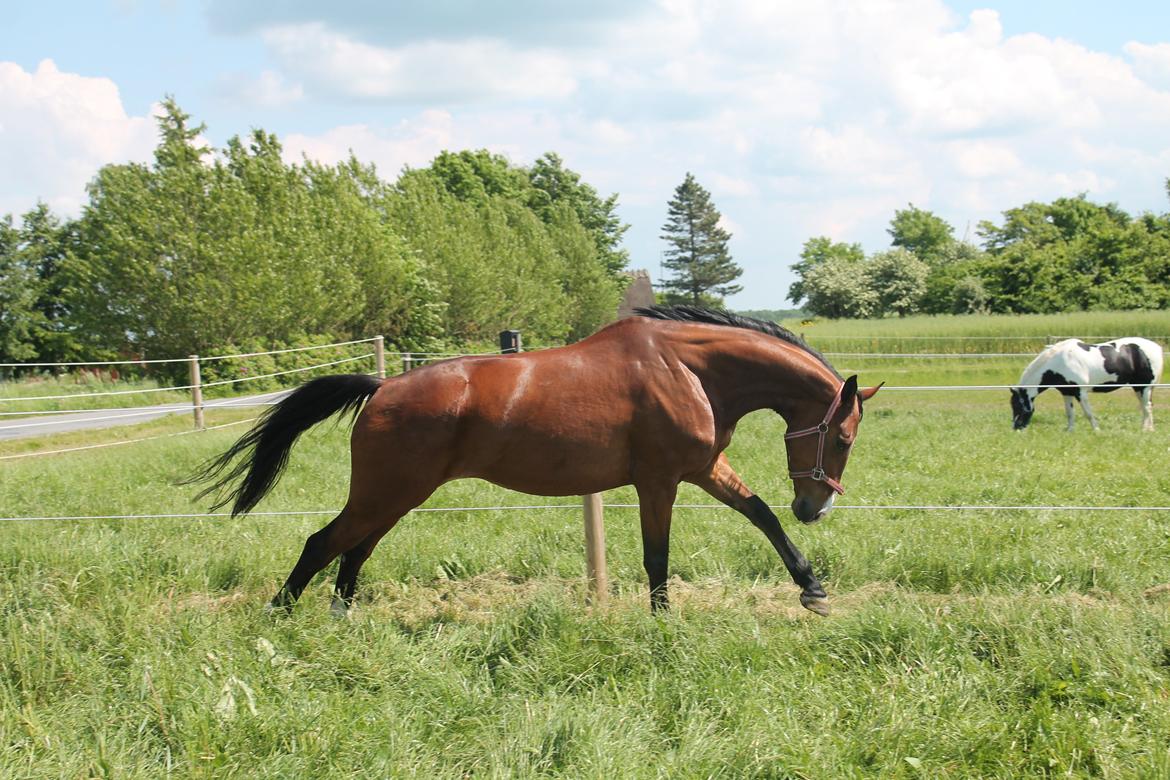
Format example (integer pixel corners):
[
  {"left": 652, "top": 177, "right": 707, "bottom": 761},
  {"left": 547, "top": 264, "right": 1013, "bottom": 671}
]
[{"left": 2, "top": 315, "right": 1170, "bottom": 777}]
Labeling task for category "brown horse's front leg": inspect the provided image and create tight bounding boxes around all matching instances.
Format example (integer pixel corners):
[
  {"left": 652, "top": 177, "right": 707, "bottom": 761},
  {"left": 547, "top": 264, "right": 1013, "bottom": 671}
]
[
  {"left": 635, "top": 481, "right": 678, "bottom": 612},
  {"left": 690, "top": 455, "right": 829, "bottom": 616}
]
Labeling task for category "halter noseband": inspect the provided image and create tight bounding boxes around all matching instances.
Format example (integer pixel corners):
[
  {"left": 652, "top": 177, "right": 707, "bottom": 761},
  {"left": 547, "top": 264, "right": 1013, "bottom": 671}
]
[{"left": 784, "top": 382, "right": 847, "bottom": 495}]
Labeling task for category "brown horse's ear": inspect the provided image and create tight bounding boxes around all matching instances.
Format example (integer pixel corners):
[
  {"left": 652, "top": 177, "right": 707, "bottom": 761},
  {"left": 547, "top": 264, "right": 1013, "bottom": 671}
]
[
  {"left": 859, "top": 382, "right": 884, "bottom": 401},
  {"left": 840, "top": 375, "right": 859, "bottom": 407}
]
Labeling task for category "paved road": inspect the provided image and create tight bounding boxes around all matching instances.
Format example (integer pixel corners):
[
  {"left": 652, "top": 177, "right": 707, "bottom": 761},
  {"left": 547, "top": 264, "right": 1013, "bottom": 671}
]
[{"left": 0, "top": 390, "right": 288, "bottom": 441}]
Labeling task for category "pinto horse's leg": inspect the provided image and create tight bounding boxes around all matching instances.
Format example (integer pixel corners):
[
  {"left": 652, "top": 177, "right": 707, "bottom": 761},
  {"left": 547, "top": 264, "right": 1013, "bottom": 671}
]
[
  {"left": 688, "top": 454, "right": 829, "bottom": 617},
  {"left": 1063, "top": 395, "right": 1077, "bottom": 431},
  {"left": 1137, "top": 386, "right": 1155, "bottom": 432},
  {"left": 635, "top": 481, "right": 678, "bottom": 612},
  {"left": 1077, "top": 392, "right": 1100, "bottom": 431}
]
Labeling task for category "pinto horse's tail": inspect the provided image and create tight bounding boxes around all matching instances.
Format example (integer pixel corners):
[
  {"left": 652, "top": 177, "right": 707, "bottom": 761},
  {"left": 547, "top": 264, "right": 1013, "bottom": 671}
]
[{"left": 185, "top": 374, "right": 382, "bottom": 516}]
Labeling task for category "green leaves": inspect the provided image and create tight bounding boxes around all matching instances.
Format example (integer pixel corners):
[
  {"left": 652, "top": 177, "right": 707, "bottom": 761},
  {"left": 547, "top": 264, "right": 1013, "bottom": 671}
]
[
  {"left": 793, "top": 195, "right": 1170, "bottom": 318},
  {"left": 386, "top": 153, "right": 623, "bottom": 344},
  {"left": 5, "top": 102, "right": 631, "bottom": 364}
]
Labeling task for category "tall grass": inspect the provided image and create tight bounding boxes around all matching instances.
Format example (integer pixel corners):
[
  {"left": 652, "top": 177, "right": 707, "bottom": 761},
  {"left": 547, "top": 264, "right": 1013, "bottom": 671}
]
[
  {"left": 786, "top": 310, "right": 1170, "bottom": 354},
  {"left": 2, "top": 313, "right": 1169, "bottom": 777},
  {"left": 0, "top": 374, "right": 191, "bottom": 413}
]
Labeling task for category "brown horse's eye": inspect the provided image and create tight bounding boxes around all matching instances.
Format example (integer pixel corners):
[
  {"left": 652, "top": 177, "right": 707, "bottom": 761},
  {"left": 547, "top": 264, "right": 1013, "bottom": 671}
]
[{"left": 835, "top": 438, "right": 851, "bottom": 452}]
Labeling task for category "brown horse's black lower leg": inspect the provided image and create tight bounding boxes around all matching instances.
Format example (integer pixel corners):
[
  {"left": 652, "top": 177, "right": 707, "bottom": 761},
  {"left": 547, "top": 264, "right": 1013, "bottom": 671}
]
[
  {"left": 742, "top": 496, "right": 829, "bottom": 614},
  {"left": 270, "top": 509, "right": 374, "bottom": 611},
  {"left": 691, "top": 456, "right": 829, "bottom": 616},
  {"left": 636, "top": 482, "right": 677, "bottom": 612},
  {"left": 332, "top": 523, "right": 398, "bottom": 613}
]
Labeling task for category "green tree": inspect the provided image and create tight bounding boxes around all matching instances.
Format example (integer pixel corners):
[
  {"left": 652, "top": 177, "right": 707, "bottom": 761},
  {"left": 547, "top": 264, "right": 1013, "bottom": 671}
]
[
  {"left": 919, "top": 242, "right": 990, "bottom": 314},
  {"left": 0, "top": 204, "right": 80, "bottom": 365},
  {"left": 787, "top": 237, "right": 865, "bottom": 306},
  {"left": 867, "top": 248, "right": 930, "bottom": 317},
  {"left": 428, "top": 149, "right": 529, "bottom": 203},
  {"left": 800, "top": 255, "right": 876, "bottom": 318},
  {"left": 951, "top": 275, "right": 990, "bottom": 314},
  {"left": 0, "top": 214, "right": 43, "bottom": 362},
  {"left": 67, "top": 101, "right": 443, "bottom": 363},
  {"left": 975, "top": 195, "right": 1165, "bottom": 313},
  {"left": 888, "top": 204, "right": 956, "bottom": 265},
  {"left": 528, "top": 152, "right": 629, "bottom": 276},
  {"left": 660, "top": 173, "right": 741, "bottom": 305},
  {"left": 544, "top": 202, "right": 622, "bottom": 339},
  {"left": 387, "top": 169, "right": 574, "bottom": 343},
  {"left": 389, "top": 151, "right": 625, "bottom": 343}
]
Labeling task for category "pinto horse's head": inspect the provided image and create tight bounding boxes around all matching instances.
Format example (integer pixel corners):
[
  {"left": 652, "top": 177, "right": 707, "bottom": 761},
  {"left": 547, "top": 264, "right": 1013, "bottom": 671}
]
[
  {"left": 1010, "top": 388, "right": 1034, "bottom": 429},
  {"left": 784, "top": 375, "right": 882, "bottom": 524}
]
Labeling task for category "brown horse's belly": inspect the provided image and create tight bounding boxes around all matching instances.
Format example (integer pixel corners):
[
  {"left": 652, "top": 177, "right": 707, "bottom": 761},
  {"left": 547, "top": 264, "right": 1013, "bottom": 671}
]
[{"left": 448, "top": 417, "right": 634, "bottom": 496}]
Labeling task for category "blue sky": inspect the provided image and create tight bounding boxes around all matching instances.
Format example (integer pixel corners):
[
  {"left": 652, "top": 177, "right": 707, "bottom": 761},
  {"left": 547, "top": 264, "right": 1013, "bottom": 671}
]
[{"left": 4, "top": 1, "right": 1170, "bottom": 309}]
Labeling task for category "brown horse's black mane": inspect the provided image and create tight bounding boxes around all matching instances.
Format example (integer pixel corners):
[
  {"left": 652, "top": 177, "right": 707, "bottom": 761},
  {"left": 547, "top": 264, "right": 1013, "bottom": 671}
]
[{"left": 634, "top": 305, "right": 841, "bottom": 379}]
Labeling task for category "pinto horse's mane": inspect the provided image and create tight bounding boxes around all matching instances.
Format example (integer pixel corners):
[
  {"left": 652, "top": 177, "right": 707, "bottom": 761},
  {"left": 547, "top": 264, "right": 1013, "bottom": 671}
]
[{"left": 634, "top": 305, "right": 841, "bottom": 379}]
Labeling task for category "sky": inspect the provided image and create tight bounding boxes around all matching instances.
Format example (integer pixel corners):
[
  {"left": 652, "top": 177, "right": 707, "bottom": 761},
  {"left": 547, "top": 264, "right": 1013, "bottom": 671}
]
[{"left": 4, "top": 1, "right": 1170, "bottom": 310}]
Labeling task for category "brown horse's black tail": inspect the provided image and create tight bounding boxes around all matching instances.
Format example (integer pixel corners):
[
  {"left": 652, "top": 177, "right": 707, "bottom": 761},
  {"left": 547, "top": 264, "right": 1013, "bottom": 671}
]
[{"left": 184, "top": 374, "right": 382, "bottom": 516}]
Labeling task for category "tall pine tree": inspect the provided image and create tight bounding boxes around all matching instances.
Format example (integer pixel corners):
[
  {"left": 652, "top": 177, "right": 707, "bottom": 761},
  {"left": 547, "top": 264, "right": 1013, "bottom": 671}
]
[{"left": 660, "top": 173, "right": 742, "bottom": 305}]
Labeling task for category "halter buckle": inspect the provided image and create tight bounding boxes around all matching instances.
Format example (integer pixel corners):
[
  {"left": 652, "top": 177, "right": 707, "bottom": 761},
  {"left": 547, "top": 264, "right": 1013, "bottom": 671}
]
[{"left": 810, "top": 467, "right": 826, "bottom": 481}]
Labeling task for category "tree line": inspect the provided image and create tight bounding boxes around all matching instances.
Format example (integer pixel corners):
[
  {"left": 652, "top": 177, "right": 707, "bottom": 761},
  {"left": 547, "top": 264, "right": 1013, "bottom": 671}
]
[
  {"left": 0, "top": 100, "right": 631, "bottom": 372},
  {"left": 789, "top": 192, "right": 1170, "bottom": 318},
  {"left": 7, "top": 95, "right": 1163, "bottom": 374}
]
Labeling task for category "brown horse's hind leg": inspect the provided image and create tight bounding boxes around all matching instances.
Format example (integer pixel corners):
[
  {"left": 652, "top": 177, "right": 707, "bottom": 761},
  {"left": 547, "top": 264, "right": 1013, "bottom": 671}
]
[
  {"left": 635, "top": 481, "right": 678, "bottom": 612},
  {"left": 688, "top": 455, "right": 830, "bottom": 617},
  {"left": 269, "top": 506, "right": 380, "bottom": 612},
  {"left": 330, "top": 523, "right": 398, "bottom": 616}
]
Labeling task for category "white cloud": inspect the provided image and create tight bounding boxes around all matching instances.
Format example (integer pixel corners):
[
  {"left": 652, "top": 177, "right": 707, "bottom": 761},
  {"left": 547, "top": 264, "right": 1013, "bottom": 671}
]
[
  {"left": 280, "top": 110, "right": 457, "bottom": 174},
  {"left": 710, "top": 174, "right": 757, "bottom": 198},
  {"left": 1125, "top": 41, "right": 1170, "bottom": 91},
  {"left": 591, "top": 118, "right": 635, "bottom": 146},
  {"left": 262, "top": 23, "right": 577, "bottom": 102},
  {"left": 218, "top": 69, "right": 304, "bottom": 109},
  {"left": 949, "top": 140, "right": 1022, "bottom": 179},
  {"left": 0, "top": 59, "right": 155, "bottom": 216}
]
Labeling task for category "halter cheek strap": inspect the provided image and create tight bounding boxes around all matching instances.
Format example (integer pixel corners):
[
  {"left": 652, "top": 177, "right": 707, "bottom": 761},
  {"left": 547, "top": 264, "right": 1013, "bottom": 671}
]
[{"left": 784, "top": 383, "right": 847, "bottom": 495}]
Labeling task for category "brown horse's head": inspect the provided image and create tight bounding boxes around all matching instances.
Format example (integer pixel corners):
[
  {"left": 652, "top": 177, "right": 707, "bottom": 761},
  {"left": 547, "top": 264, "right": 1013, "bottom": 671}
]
[{"left": 784, "top": 375, "right": 881, "bottom": 524}]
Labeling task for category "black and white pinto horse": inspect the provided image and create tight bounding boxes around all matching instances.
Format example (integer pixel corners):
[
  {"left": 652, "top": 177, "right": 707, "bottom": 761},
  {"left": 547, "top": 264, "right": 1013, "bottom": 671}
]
[{"left": 1010, "top": 338, "right": 1164, "bottom": 431}]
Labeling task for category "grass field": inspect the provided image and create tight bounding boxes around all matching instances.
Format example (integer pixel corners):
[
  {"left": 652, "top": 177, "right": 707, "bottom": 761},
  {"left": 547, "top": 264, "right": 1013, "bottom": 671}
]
[
  {"left": 784, "top": 310, "right": 1170, "bottom": 355},
  {"left": 2, "top": 313, "right": 1170, "bottom": 778}
]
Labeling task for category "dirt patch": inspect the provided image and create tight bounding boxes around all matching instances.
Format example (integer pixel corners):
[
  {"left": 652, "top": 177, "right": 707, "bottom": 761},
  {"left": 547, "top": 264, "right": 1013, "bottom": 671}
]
[
  {"left": 155, "top": 573, "right": 1141, "bottom": 625},
  {"left": 171, "top": 589, "right": 252, "bottom": 612},
  {"left": 1143, "top": 583, "right": 1170, "bottom": 600}
]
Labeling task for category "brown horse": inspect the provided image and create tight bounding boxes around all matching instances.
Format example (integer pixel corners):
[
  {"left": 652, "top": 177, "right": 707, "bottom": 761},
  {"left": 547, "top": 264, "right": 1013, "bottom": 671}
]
[{"left": 190, "top": 307, "right": 879, "bottom": 616}]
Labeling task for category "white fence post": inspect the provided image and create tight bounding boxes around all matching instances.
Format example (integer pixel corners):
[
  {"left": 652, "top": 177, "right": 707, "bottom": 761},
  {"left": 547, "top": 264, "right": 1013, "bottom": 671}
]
[
  {"left": 374, "top": 336, "right": 386, "bottom": 379},
  {"left": 582, "top": 492, "right": 607, "bottom": 604},
  {"left": 188, "top": 355, "right": 204, "bottom": 430}
]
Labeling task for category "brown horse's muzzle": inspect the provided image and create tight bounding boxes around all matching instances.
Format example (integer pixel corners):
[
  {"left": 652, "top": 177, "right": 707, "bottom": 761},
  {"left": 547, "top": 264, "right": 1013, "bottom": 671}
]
[{"left": 791, "top": 490, "right": 835, "bottom": 524}]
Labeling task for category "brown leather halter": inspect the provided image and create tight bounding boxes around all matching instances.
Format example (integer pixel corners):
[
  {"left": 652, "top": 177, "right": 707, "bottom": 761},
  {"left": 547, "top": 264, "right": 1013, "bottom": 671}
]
[{"left": 784, "top": 382, "right": 847, "bottom": 495}]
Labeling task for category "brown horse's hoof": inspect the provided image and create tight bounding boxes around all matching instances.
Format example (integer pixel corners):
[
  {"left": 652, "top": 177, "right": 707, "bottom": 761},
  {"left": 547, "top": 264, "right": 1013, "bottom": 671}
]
[{"left": 800, "top": 593, "right": 830, "bottom": 617}]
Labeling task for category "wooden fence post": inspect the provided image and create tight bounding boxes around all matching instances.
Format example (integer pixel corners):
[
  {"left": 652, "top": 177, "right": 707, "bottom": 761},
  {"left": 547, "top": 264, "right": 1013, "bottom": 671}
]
[
  {"left": 402, "top": 353, "right": 413, "bottom": 373},
  {"left": 188, "top": 354, "right": 204, "bottom": 431},
  {"left": 374, "top": 336, "right": 385, "bottom": 379},
  {"left": 582, "top": 492, "right": 608, "bottom": 604}
]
